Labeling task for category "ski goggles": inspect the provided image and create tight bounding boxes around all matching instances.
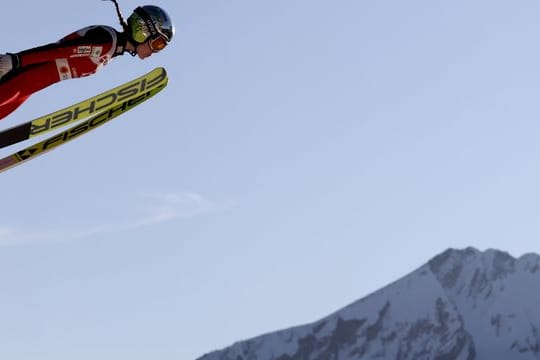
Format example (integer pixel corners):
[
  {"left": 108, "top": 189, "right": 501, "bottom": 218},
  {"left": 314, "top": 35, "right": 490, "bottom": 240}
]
[{"left": 149, "top": 35, "right": 169, "bottom": 52}]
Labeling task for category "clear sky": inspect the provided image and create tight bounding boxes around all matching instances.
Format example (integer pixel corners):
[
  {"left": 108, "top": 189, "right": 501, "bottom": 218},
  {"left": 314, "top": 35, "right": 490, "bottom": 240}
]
[{"left": 2, "top": 0, "right": 540, "bottom": 359}]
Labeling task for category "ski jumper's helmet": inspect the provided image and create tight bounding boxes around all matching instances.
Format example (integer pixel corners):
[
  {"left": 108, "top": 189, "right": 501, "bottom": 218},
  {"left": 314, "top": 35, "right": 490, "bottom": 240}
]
[{"left": 127, "top": 5, "right": 174, "bottom": 51}]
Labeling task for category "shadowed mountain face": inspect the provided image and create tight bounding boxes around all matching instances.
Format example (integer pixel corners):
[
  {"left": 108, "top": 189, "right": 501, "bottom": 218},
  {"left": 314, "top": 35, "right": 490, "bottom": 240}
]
[{"left": 197, "top": 247, "right": 540, "bottom": 360}]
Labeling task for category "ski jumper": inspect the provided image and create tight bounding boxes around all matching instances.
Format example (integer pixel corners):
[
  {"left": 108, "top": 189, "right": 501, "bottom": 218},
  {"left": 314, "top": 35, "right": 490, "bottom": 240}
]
[{"left": 0, "top": 26, "right": 126, "bottom": 121}]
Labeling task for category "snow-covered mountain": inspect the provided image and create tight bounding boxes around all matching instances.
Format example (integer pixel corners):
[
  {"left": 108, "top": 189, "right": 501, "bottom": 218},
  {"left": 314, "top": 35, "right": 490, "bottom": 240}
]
[{"left": 197, "top": 247, "right": 540, "bottom": 360}]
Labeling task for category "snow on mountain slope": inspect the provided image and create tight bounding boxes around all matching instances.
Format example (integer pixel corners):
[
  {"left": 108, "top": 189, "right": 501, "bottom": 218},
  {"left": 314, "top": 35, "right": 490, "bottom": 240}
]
[{"left": 197, "top": 247, "right": 540, "bottom": 360}]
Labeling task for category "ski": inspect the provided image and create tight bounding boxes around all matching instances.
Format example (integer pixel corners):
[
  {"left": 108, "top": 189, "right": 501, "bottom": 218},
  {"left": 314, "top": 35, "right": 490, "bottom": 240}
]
[
  {"left": 0, "top": 79, "right": 167, "bottom": 174},
  {"left": 0, "top": 66, "right": 167, "bottom": 149}
]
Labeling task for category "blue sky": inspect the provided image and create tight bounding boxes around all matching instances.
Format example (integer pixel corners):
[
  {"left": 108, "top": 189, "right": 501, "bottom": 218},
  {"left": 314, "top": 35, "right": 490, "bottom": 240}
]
[{"left": 2, "top": 0, "right": 540, "bottom": 359}]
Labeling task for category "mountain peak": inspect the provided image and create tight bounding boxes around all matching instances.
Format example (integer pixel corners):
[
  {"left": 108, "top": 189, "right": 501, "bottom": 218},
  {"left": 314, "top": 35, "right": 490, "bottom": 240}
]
[
  {"left": 428, "top": 247, "right": 516, "bottom": 292},
  {"left": 198, "top": 247, "right": 540, "bottom": 360}
]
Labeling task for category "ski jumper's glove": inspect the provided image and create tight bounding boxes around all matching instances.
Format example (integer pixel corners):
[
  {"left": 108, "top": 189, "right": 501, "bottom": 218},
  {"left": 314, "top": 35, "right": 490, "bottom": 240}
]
[{"left": 0, "top": 53, "right": 20, "bottom": 79}]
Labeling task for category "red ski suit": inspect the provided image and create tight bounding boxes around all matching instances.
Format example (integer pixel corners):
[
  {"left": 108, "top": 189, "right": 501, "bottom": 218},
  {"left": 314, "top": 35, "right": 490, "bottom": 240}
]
[{"left": 0, "top": 25, "right": 126, "bottom": 120}]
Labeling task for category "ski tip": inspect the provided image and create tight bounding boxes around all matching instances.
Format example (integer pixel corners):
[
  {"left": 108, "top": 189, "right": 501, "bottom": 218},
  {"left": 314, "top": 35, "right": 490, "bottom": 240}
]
[{"left": 152, "top": 66, "right": 167, "bottom": 76}]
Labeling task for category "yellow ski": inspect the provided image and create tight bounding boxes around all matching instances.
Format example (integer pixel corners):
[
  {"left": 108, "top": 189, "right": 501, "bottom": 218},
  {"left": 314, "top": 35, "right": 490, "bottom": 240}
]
[
  {"left": 0, "top": 78, "right": 167, "bottom": 174},
  {"left": 0, "top": 67, "right": 167, "bottom": 149}
]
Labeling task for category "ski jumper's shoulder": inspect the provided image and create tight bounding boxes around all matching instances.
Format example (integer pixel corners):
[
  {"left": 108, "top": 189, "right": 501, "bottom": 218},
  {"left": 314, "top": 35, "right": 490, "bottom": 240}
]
[
  {"left": 60, "top": 26, "right": 123, "bottom": 61},
  {"left": 17, "top": 25, "right": 124, "bottom": 68},
  {"left": 62, "top": 26, "right": 120, "bottom": 51}
]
